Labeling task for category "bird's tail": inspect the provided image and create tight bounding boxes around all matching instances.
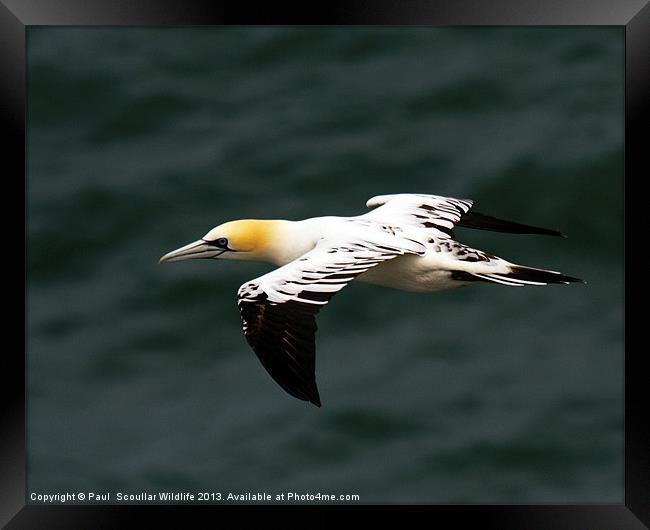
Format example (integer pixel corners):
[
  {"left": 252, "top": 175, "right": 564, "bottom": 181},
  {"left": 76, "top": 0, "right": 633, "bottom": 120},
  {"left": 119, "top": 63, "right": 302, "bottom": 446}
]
[{"left": 453, "top": 265, "right": 585, "bottom": 286}]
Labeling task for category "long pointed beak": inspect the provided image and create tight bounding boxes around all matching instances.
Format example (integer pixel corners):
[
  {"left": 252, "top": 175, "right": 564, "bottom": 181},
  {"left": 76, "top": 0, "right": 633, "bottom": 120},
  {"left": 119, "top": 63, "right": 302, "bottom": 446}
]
[{"left": 159, "top": 239, "right": 223, "bottom": 264}]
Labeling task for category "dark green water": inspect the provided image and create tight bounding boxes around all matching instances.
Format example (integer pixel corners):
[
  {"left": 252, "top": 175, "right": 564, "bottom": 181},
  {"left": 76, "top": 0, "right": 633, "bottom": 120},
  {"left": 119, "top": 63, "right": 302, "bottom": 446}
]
[{"left": 27, "top": 27, "right": 623, "bottom": 503}]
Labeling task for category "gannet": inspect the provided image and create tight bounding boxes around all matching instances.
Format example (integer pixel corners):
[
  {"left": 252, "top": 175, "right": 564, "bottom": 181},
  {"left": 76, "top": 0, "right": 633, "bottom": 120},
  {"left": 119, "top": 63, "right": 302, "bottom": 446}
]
[{"left": 160, "top": 193, "right": 583, "bottom": 407}]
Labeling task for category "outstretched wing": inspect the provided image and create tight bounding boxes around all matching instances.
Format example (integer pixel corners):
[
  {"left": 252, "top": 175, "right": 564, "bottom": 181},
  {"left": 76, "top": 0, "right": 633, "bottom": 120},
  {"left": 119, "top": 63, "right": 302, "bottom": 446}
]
[
  {"left": 362, "top": 193, "right": 474, "bottom": 239},
  {"left": 364, "top": 193, "right": 565, "bottom": 238},
  {"left": 237, "top": 235, "right": 425, "bottom": 407}
]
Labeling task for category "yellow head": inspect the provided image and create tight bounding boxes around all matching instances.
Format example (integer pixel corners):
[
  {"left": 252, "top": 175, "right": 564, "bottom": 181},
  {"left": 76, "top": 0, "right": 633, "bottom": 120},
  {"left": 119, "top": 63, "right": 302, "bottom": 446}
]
[{"left": 159, "top": 219, "right": 284, "bottom": 264}]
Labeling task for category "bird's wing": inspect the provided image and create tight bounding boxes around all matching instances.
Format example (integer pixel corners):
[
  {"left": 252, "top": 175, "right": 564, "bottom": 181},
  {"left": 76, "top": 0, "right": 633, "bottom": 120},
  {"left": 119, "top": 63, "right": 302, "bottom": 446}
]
[
  {"left": 237, "top": 234, "right": 426, "bottom": 407},
  {"left": 362, "top": 193, "right": 474, "bottom": 238},
  {"left": 364, "top": 193, "right": 565, "bottom": 238}
]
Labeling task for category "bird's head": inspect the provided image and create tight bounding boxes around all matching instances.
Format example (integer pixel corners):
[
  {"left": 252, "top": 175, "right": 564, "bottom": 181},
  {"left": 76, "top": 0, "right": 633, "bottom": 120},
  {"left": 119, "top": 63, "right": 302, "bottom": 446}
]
[{"left": 159, "top": 219, "right": 283, "bottom": 264}]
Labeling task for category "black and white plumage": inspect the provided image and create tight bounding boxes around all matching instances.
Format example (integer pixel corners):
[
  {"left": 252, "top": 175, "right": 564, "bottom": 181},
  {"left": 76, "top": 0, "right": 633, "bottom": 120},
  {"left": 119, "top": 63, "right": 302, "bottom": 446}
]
[
  {"left": 160, "top": 193, "right": 584, "bottom": 406},
  {"left": 236, "top": 236, "right": 426, "bottom": 405}
]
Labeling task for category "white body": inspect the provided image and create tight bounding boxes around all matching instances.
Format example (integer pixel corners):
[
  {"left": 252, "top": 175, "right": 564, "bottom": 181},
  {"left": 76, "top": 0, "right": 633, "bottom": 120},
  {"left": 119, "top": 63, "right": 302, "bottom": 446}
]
[{"left": 269, "top": 216, "right": 511, "bottom": 293}]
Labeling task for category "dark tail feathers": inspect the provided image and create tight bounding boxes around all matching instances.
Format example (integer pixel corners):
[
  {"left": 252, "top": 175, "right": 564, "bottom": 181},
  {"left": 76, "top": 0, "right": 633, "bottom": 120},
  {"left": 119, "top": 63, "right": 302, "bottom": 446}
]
[
  {"left": 454, "top": 266, "right": 585, "bottom": 286},
  {"left": 506, "top": 266, "right": 585, "bottom": 285}
]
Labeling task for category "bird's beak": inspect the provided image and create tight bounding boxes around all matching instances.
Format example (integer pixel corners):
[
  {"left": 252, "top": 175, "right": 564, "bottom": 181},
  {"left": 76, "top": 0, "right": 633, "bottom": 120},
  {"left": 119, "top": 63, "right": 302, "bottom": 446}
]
[{"left": 159, "top": 239, "right": 224, "bottom": 264}]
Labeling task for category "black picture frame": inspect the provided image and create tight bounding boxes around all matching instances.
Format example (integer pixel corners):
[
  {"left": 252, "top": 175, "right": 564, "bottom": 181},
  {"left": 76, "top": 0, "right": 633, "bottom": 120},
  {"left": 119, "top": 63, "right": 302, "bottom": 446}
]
[{"left": 5, "top": 0, "right": 646, "bottom": 526}]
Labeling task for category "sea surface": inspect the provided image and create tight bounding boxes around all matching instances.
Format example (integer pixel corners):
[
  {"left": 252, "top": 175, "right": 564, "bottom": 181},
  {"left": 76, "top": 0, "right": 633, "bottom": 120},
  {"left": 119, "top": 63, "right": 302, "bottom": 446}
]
[{"left": 27, "top": 27, "right": 623, "bottom": 503}]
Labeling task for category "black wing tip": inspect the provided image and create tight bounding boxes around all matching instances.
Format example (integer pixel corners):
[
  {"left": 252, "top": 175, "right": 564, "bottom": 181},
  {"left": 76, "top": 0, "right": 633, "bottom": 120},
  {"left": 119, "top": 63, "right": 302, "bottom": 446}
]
[
  {"left": 292, "top": 390, "right": 321, "bottom": 407},
  {"left": 545, "top": 228, "right": 568, "bottom": 238},
  {"left": 538, "top": 226, "right": 567, "bottom": 238},
  {"left": 548, "top": 228, "right": 568, "bottom": 238},
  {"left": 562, "top": 275, "right": 586, "bottom": 284},
  {"left": 524, "top": 226, "right": 567, "bottom": 238},
  {"left": 279, "top": 384, "right": 322, "bottom": 407},
  {"left": 458, "top": 211, "right": 568, "bottom": 238},
  {"left": 293, "top": 390, "right": 321, "bottom": 407},
  {"left": 308, "top": 386, "right": 322, "bottom": 407}
]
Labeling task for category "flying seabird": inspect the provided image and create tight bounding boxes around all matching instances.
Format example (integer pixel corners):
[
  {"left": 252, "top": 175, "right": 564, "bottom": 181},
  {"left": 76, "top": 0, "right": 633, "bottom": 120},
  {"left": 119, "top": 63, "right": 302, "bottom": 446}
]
[{"left": 159, "top": 193, "right": 583, "bottom": 407}]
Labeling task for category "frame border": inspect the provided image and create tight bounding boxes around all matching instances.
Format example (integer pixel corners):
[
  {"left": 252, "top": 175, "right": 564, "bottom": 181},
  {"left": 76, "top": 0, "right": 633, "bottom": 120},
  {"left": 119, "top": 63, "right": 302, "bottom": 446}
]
[{"left": 6, "top": 1, "right": 646, "bottom": 526}]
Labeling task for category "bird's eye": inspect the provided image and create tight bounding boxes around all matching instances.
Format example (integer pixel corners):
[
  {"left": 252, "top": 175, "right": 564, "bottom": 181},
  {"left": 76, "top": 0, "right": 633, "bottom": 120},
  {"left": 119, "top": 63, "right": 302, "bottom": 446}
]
[{"left": 215, "top": 237, "right": 228, "bottom": 248}]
